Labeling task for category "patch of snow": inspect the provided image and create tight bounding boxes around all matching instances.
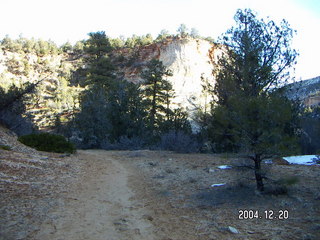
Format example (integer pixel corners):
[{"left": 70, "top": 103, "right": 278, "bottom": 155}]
[
  {"left": 263, "top": 159, "right": 273, "bottom": 164},
  {"left": 283, "top": 155, "right": 318, "bottom": 165},
  {"left": 228, "top": 226, "right": 240, "bottom": 234},
  {"left": 211, "top": 183, "right": 226, "bottom": 187},
  {"left": 217, "top": 165, "right": 232, "bottom": 169}
]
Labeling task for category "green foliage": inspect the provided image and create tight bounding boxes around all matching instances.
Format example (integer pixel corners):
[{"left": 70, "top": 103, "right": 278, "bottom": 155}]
[
  {"left": 141, "top": 59, "right": 192, "bottom": 138},
  {"left": 209, "top": 94, "right": 300, "bottom": 155},
  {"left": 74, "top": 87, "right": 110, "bottom": 148},
  {"left": 73, "top": 41, "right": 85, "bottom": 54},
  {"left": 61, "top": 42, "right": 73, "bottom": 53},
  {"left": 203, "top": 9, "right": 299, "bottom": 191},
  {"left": 141, "top": 59, "right": 173, "bottom": 130},
  {"left": 74, "top": 80, "right": 147, "bottom": 148},
  {"left": 124, "top": 34, "right": 154, "bottom": 48},
  {"left": 83, "top": 31, "right": 115, "bottom": 87},
  {"left": 156, "top": 29, "right": 170, "bottom": 42},
  {"left": 86, "top": 56, "right": 115, "bottom": 86},
  {"left": 106, "top": 80, "right": 147, "bottom": 142},
  {"left": 18, "top": 133, "right": 75, "bottom": 153},
  {"left": 110, "top": 36, "right": 125, "bottom": 49},
  {"left": 300, "top": 106, "right": 320, "bottom": 154},
  {"left": 214, "top": 9, "right": 297, "bottom": 104},
  {"left": 0, "top": 145, "right": 12, "bottom": 151},
  {"left": 177, "top": 24, "right": 189, "bottom": 37},
  {"left": 208, "top": 9, "right": 299, "bottom": 154},
  {"left": 73, "top": 31, "right": 149, "bottom": 148},
  {"left": 85, "top": 31, "right": 112, "bottom": 58}
]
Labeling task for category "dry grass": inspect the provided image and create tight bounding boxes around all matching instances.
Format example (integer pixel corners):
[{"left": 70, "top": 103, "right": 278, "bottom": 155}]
[{"left": 118, "top": 150, "right": 320, "bottom": 240}]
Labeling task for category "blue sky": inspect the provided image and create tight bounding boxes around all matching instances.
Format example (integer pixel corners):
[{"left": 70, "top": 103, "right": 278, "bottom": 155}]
[{"left": 0, "top": 0, "right": 319, "bottom": 80}]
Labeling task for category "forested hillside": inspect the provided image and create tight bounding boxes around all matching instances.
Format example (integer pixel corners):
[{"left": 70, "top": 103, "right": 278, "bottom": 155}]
[
  {"left": 0, "top": 15, "right": 319, "bottom": 156},
  {"left": 0, "top": 30, "right": 207, "bottom": 151}
]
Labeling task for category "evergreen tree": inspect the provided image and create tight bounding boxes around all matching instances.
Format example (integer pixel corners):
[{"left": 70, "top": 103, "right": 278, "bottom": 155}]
[
  {"left": 177, "top": 24, "right": 189, "bottom": 37},
  {"left": 156, "top": 29, "right": 170, "bottom": 42},
  {"left": 141, "top": 59, "right": 191, "bottom": 137},
  {"left": 75, "top": 86, "right": 110, "bottom": 148},
  {"left": 141, "top": 59, "right": 173, "bottom": 134},
  {"left": 105, "top": 80, "right": 147, "bottom": 143},
  {"left": 74, "top": 31, "right": 148, "bottom": 148},
  {"left": 208, "top": 9, "right": 299, "bottom": 191},
  {"left": 73, "top": 31, "right": 116, "bottom": 147},
  {"left": 85, "top": 31, "right": 112, "bottom": 59},
  {"left": 84, "top": 31, "right": 115, "bottom": 87}
]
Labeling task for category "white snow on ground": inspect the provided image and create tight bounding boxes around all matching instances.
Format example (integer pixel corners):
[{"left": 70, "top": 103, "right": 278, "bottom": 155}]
[
  {"left": 283, "top": 155, "right": 319, "bottom": 165},
  {"left": 211, "top": 183, "right": 226, "bottom": 187},
  {"left": 217, "top": 165, "right": 232, "bottom": 169}
]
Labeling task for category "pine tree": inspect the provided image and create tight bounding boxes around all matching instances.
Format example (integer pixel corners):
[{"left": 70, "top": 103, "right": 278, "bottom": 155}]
[
  {"left": 141, "top": 59, "right": 173, "bottom": 134},
  {"left": 105, "top": 80, "right": 147, "bottom": 143},
  {"left": 84, "top": 31, "right": 115, "bottom": 87},
  {"left": 208, "top": 9, "right": 299, "bottom": 191}
]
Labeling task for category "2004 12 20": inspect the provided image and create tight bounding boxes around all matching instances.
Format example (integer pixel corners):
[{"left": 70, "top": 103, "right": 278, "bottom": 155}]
[{"left": 238, "top": 209, "right": 289, "bottom": 220}]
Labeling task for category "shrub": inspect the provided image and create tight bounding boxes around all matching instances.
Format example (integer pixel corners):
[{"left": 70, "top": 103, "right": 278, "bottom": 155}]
[
  {"left": 18, "top": 133, "right": 75, "bottom": 153},
  {"left": 101, "top": 136, "right": 145, "bottom": 150},
  {"left": 160, "top": 130, "right": 200, "bottom": 153},
  {"left": 265, "top": 176, "right": 299, "bottom": 196},
  {"left": 0, "top": 145, "right": 11, "bottom": 151}
]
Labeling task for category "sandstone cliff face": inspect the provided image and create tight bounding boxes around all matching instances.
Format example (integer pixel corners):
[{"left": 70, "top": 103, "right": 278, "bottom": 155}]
[{"left": 120, "top": 37, "right": 217, "bottom": 112}]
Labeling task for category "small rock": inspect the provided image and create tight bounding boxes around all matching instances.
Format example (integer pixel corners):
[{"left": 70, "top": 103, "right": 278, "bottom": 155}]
[
  {"left": 143, "top": 215, "right": 154, "bottom": 221},
  {"left": 228, "top": 226, "right": 239, "bottom": 234}
]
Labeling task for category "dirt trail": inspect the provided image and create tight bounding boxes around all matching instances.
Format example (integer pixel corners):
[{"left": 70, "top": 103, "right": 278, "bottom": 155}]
[{"left": 35, "top": 150, "right": 155, "bottom": 240}]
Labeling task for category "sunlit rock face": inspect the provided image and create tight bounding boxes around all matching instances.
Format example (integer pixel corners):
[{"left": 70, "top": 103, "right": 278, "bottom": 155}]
[
  {"left": 284, "top": 76, "right": 320, "bottom": 107},
  {"left": 120, "top": 37, "right": 218, "bottom": 129},
  {"left": 158, "top": 38, "right": 216, "bottom": 111}
]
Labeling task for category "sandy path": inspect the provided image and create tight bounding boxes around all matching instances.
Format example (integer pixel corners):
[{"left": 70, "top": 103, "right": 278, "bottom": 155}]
[{"left": 35, "top": 150, "right": 155, "bottom": 240}]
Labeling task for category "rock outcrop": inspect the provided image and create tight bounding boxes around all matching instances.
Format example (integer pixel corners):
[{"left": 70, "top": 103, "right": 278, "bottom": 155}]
[
  {"left": 284, "top": 76, "right": 320, "bottom": 107},
  {"left": 119, "top": 37, "right": 217, "bottom": 113}
]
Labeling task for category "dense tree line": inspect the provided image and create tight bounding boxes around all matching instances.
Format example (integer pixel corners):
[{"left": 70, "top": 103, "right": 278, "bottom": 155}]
[{"left": 66, "top": 31, "right": 192, "bottom": 150}]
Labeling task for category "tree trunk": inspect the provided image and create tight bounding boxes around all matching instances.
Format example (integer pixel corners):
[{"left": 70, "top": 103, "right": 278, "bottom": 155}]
[{"left": 254, "top": 154, "right": 264, "bottom": 192}]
